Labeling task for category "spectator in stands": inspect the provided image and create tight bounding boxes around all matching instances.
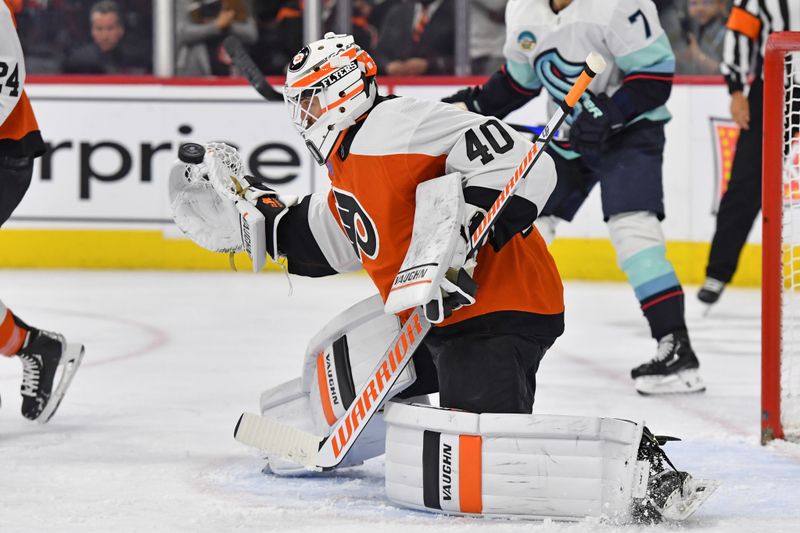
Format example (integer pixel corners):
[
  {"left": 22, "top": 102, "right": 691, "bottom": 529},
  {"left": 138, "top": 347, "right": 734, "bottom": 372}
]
[
  {"left": 253, "top": 1, "right": 378, "bottom": 76},
  {"left": 675, "top": 0, "right": 729, "bottom": 74},
  {"left": 252, "top": 1, "right": 302, "bottom": 75},
  {"left": 654, "top": 0, "right": 688, "bottom": 49},
  {"left": 63, "top": 0, "right": 151, "bottom": 74},
  {"left": 372, "top": 0, "right": 455, "bottom": 76},
  {"left": 12, "top": 1, "right": 67, "bottom": 73},
  {"left": 348, "top": 0, "right": 379, "bottom": 55},
  {"left": 470, "top": 0, "right": 506, "bottom": 75},
  {"left": 175, "top": 0, "right": 257, "bottom": 77}
]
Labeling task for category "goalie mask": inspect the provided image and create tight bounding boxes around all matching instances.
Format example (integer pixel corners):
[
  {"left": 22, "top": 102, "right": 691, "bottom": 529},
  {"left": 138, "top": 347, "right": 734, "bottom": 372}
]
[{"left": 284, "top": 33, "right": 378, "bottom": 165}]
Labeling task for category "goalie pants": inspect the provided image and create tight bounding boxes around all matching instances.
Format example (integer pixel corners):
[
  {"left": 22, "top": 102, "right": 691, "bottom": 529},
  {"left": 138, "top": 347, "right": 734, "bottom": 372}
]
[
  {"left": 398, "top": 314, "right": 554, "bottom": 414},
  {"left": 0, "top": 156, "right": 33, "bottom": 227}
]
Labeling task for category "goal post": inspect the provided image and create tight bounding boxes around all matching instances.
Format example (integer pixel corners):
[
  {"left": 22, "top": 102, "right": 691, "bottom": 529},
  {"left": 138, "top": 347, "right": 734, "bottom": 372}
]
[{"left": 762, "top": 32, "right": 800, "bottom": 444}]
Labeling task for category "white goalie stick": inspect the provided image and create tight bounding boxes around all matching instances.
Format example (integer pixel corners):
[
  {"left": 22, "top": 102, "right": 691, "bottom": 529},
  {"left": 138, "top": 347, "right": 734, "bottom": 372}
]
[{"left": 234, "top": 52, "right": 608, "bottom": 470}]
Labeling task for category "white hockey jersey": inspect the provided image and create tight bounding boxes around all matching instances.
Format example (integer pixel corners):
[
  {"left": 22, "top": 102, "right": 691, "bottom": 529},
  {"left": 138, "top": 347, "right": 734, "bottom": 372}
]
[{"left": 503, "top": 0, "right": 675, "bottom": 157}]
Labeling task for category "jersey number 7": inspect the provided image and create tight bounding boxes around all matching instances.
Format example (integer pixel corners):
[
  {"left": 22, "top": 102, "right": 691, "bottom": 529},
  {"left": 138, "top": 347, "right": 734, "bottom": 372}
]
[{"left": 628, "top": 9, "right": 652, "bottom": 39}]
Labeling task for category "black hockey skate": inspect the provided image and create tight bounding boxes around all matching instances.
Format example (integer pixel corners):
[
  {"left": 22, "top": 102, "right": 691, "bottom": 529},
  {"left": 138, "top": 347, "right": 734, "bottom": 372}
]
[
  {"left": 697, "top": 277, "right": 725, "bottom": 305},
  {"left": 18, "top": 329, "right": 84, "bottom": 423},
  {"left": 632, "top": 427, "right": 718, "bottom": 523},
  {"left": 631, "top": 330, "right": 705, "bottom": 395}
]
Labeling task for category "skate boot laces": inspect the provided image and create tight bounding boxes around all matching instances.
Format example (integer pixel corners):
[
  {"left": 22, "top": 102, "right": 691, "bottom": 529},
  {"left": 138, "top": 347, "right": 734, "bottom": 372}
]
[
  {"left": 653, "top": 334, "right": 677, "bottom": 364},
  {"left": 19, "top": 353, "right": 43, "bottom": 398},
  {"left": 701, "top": 278, "right": 725, "bottom": 293}
]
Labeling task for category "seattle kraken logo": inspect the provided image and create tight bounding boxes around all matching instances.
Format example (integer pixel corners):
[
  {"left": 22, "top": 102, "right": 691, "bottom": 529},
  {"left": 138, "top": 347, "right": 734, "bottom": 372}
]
[
  {"left": 534, "top": 48, "right": 592, "bottom": 122},
  {"left": 332, "top": 188, "right": 380, "bottom": 261}
]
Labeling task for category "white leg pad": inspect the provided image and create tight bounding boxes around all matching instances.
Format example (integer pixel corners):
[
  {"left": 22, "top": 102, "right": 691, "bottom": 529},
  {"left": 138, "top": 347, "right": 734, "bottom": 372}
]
[
  {"left": 384, "top": 403, "right": 647, "bottom": 521},
  {"left": 300, "top": 294, "right": 417, "bottom": 436},
  {"left": 256, "top": 295, "right": 419, "bottom": 473}
]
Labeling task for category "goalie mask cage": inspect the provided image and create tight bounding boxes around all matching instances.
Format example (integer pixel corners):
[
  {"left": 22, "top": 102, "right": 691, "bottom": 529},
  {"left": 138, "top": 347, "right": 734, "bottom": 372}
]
[{"left": 763, "top": 32, "right": 800, "bottom": 444}]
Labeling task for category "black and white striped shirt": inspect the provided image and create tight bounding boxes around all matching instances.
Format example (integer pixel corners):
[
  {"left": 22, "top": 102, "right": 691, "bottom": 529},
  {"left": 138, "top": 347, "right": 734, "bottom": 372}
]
[{"left": 721, "top": 0, "right": 800, "bottom": 93}]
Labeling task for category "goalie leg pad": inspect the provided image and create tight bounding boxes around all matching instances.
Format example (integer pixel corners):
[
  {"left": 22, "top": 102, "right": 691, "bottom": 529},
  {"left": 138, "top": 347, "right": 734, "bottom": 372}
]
[
  {"left": 253, "top": 295, "right": 421, "bottom": 473},
  {"left": 384, "top": 402, "right": 648, "bottom": 521},
  {"left": 300, "top": 295, "right": 418, "bottom": 436}
]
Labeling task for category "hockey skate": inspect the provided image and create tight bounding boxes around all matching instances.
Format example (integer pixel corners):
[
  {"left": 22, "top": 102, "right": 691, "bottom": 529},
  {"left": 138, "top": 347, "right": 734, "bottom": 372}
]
[
  {"left": 18, "top": 329, "right": 84, "bottom": 423},
  {"left": 632, "top": 428, "right": 718, "bottom": 523},
  {"left": 631, "top": 330, "right": 705, "bottom": 395},
  {"left": 697, "top": 277, "right": 725, "bottom": 305}
]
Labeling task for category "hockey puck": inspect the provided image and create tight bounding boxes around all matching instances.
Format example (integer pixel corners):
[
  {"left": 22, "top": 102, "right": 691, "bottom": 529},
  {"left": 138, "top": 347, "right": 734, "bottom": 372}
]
[{"left": 178, "top": 143, "right": 205, "bottom": 164}]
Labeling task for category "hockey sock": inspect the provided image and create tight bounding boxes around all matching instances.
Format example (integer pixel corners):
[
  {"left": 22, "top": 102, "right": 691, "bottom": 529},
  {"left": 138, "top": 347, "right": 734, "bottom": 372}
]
[
  {"left": 0, "top": 302, "right": 29, "bottom": 356},
  {"left": 621, "top": 244, "right": 687, "bottom": 339}
]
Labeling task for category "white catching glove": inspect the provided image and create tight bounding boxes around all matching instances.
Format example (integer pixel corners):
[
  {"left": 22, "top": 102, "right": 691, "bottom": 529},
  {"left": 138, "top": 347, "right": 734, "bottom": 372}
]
[{"left": 168, "top": 142, "right": 295, "bottom": 272}]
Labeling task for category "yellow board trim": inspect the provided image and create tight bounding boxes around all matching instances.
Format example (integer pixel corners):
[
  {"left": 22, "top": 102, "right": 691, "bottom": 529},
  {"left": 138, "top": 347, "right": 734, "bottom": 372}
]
[
  {"left": 0, "top": 229, "right": 282, "bottom": 271},
  {"left": 0, "top": 229, "right": 762, "bottom": 287}
]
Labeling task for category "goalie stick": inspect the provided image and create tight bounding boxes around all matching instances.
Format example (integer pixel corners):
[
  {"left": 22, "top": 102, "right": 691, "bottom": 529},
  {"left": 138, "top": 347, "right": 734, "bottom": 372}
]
[
  {"left": 235, "top": 52, "right": 608, "bottom": 471},
  {"left": 223, "top": 36, "right": 283, "bottom": 102}
]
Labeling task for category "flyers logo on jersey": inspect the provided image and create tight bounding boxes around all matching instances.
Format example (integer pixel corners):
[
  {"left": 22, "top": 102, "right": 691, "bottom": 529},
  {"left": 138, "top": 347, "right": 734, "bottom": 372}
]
[{"left": 333, "top": 188, "right": 380, "bottom": 261}]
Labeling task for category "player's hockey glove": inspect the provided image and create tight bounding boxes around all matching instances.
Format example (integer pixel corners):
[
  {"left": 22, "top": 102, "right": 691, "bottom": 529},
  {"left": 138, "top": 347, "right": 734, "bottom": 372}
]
[
  {"left": 424, "top": 267, "right": 479, "bottom": 324},
  {"left": 247, "top": 179, "right": 300, "bottom": 261},
  {"left": 462, "top": 193, "right": 538, "bottom": 253},
  {"left": 441, "top": 86, "right": 480, "bottom": 112},
  {"left": 569, "top": 94, "right": 625, "bottom": 154}
]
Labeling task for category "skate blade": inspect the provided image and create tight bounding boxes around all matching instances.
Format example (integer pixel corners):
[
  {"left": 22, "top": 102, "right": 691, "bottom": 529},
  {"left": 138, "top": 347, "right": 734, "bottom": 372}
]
[
  {"left": 635, "top": 369, "right": 706, "bottom": 395},
  {"left": 661, "top": 478, "right": 720, "bottom": 521},
  {"left": 37, "top": 343, "right": 85, "bottom": 424}
]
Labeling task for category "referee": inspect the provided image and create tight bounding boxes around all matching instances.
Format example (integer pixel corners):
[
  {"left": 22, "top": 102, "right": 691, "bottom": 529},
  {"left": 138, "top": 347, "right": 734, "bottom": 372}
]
[{"left": 699, "top": 0, "right": 799, "bottom": 304}]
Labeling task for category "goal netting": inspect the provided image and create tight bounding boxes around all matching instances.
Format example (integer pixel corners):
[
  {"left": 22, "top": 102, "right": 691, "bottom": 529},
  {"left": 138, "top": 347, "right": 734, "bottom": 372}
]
[{"left": 763, "top": 32, "right": 800, "bottom": 443}]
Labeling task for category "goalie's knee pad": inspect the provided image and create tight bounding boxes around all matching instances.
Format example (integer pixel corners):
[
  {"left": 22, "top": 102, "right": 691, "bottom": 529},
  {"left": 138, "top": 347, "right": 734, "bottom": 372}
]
[
  {"left": 383, "top": 402, "right": 650, "bottom": 521},
  {"left": 258, "top": 295, "right": 419, "bottom": 474}
]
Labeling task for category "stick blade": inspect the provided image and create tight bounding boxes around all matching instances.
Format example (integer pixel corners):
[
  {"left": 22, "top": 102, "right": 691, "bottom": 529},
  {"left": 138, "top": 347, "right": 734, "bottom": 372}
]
[{"left": 234, "top": 412, "right": 323, "bottom": 469}]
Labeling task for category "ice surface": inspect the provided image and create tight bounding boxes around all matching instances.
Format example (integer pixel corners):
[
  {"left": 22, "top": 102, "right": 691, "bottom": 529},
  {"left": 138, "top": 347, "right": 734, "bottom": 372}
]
[{"left": 1, "top": 271, "right": 799, "bottom": 532}]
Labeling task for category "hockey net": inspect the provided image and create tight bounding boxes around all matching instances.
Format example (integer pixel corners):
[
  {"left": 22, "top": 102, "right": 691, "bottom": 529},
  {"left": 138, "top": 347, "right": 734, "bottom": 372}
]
[{"left": 763, "top": 32, "right": 800, "bottom": 443}]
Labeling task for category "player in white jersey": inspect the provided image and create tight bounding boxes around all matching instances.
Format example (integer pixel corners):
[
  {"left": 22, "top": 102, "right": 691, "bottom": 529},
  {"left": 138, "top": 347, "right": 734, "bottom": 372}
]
[{"left": 445, "top": 0, "right": 703, "bottom": 395}]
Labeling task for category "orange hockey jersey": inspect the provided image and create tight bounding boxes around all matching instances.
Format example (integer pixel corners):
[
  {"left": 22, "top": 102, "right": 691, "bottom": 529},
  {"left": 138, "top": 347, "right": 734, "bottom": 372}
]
[
  {"left": 0, "top": 0, "right": 45, "bottom": 158},
  {"left": 274, "top": 96, "right": 564, "bottom": 337}
]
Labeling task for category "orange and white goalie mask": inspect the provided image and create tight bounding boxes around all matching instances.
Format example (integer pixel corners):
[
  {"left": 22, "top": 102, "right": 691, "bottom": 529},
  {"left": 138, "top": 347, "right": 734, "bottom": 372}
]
[{"left": 284, "top": 32, "right": 378, "bottom": 165}]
